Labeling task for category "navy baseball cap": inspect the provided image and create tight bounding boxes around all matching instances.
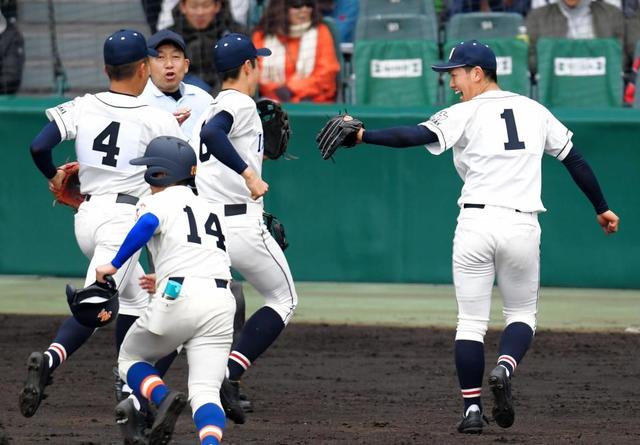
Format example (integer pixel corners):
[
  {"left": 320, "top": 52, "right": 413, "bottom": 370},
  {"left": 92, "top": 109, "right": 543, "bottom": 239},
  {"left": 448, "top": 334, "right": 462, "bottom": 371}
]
[
  {"left": 148, "top": 29, "right": 186, "bottom": 54},
  {"left": 213, "top": 33, "right": 271, "bottom": 72},
  {"left": 432, "top": 40, "right": 496, "bottom": 73},
  {"left": 104, "top": 29, "right": 157, "bottom": 66}
]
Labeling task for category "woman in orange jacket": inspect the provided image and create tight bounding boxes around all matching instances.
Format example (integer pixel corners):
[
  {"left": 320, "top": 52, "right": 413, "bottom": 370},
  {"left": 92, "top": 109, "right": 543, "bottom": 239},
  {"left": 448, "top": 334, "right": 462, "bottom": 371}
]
[{"left": 252, "top": 0, "right": 340, "bottom": 103}]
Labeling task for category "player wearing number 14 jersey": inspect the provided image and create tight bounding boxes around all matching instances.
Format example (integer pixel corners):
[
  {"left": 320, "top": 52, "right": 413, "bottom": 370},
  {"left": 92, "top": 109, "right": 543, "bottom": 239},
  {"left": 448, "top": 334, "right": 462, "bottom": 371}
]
[
  {"left": 345, "top": 40, "right": 619, "bottom": 434},
  {"left": 20, "top": 29, "right": 184, "bottom": 419}
]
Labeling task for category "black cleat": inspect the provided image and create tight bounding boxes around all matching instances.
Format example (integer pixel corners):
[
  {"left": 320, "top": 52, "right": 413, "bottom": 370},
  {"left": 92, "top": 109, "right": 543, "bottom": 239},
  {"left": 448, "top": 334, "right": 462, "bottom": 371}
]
[
  {"left": 238, "top": 391, "right": 253, "bottom": 413},
  {"left": 220, "top": 378, "right": 246, "bottom": 424},
  {"left": 115, "top": 397, "right": 148, "bottom": 445},
  {"left": 489, "top": 365, "right": 515, "bottom": 428},
  {"left": 457, "top": 409, "right": 488, "bottom": 434},
  {"left": 113, "top": 366, "right": 129, "bottom": 402},
  {"left": 148, "top": 391, "right": 187, "bottom": 445},
  {"left": 19, "top": 352, "right": 52, "bottom": 417}
]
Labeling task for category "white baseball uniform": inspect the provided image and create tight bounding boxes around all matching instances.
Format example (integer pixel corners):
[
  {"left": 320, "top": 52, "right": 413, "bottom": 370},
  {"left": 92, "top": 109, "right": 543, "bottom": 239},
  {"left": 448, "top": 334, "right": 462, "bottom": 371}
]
[
  {"left": 138, "top": 78, "right": 213, "bottom": 139},
  {"left": 421, "top": 90, "right": 573, "bottom": 342},
  {"left": 118, "top": 185, "right": 235, "bottom": 414},
  {"left": 191, "top": 89, "right": 297, "bottom": 324},
  {"left": 46, "top": 91, "right": 185, "bottom": 316}
]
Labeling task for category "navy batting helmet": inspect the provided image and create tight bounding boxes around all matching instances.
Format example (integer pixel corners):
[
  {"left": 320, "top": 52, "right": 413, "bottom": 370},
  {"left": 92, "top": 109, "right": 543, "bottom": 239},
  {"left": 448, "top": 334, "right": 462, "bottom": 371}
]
[
  {"left": 130, "top": 136, "right": 197, "bottom": 187},
  {"left": 66, "top": 276, "right": 119, "bottom": 328}
]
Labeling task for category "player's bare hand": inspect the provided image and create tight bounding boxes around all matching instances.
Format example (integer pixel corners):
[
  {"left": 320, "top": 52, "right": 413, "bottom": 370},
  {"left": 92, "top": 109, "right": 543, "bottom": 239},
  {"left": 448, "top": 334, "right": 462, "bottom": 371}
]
[
  {"left": 597, "top": 210, "right": 619, "bottom": 235},
  {"left": 96, "top": 263, "right": 118, "bottom": 283},
  {"left": 356, "top": 127, "right": 365, "bottom": 144},
  {"left": 139, "top": 273, "right": 157, "bottom": 294},
  {"left": 174, "top": 107, "right": 191, "bottom": 125},
  {"left": 242, "top": 168, "right": 269, "bottom": 199},
  {"left": 48, "top": 168, "right": 67, "bottom": 192}
]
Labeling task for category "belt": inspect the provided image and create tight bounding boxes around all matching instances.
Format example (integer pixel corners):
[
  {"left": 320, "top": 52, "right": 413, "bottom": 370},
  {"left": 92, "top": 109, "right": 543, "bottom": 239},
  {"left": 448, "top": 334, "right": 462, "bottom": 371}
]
[
  {"left": 224, "top": 204, "right": 247, "bottom": 216},
  {"left": 85, "top": 193, "right": 139, "bottom": 206},
  {"left": 463, "top": 203, "right": 522, "bottom": 213},
  {"left": 168, "top": 277, "right": 229, "bottom": 289}
]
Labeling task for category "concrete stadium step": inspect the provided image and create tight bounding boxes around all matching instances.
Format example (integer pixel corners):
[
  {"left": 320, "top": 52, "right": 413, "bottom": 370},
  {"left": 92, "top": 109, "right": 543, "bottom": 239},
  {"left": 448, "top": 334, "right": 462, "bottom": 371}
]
[{"left": 19, "top": 0, "right": 147, "bottom": 25}]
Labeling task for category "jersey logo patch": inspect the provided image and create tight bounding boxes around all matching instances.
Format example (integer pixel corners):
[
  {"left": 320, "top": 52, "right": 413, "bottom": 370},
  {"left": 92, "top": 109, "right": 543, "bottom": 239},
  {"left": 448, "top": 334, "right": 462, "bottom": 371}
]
[{"left": 429, "top": 111, "right": 449, "bottom": 126}]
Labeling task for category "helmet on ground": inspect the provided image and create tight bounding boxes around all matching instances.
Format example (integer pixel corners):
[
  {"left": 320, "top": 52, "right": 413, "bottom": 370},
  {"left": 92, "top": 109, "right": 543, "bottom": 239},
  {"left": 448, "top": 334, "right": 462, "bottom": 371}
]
[
  {"left": 130, "top": 136, "right": 197, "bottom": 187},
  {"left": 66, "top": 275, "right": 119, "bottom": 328}
]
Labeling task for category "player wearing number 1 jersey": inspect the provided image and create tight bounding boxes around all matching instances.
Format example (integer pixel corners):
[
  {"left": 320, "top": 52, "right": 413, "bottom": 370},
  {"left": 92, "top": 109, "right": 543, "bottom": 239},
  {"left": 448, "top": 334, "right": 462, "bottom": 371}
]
[
  {"left": 346, "top": 40, "right": 619, "bottom": 434},
  {"left": 20, "top": 29, "right": 184, "bottom": 419}
]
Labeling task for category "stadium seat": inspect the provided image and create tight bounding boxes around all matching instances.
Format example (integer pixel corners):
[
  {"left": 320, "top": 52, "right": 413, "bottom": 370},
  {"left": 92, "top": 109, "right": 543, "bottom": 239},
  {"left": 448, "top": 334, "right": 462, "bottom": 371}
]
[
  {"left": 536, "top": 38, "right": 622, "bottom": 108},
  {"left": 360, "top": 0, "right": 435, "bottom": 17},
  {"left": 442, "top": 39, "right": 530, "bottom": 105},
  {"left": 446, "top": 12, "right": 524, "bottom": 41},
  {"left": 323, "top": 17, "right": 347, "bottom": 103},
  {"left": 355, "top": 14, "right": 439, "bottom": 42},
  {"left": 354, "top": 39, "right": 440, "bottom": 106}
]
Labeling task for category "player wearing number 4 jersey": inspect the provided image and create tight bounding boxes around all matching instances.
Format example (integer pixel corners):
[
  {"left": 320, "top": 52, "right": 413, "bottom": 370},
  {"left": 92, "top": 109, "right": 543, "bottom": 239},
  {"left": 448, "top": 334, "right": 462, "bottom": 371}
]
[
  {"left": 343, "top": 40, "right": 619, "bottom": 434},
  {"left": 21, "top": 29, "right": 184, "bottom": 419}
]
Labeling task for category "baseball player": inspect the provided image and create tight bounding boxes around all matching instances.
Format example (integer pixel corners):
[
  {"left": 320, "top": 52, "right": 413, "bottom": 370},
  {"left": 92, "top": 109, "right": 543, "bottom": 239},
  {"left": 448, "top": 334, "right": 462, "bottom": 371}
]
[
  {"left": 20, "top": 29, "right": 185, "bottom": 418},
  {"left": 327, "top": 40, "right": 619, "bottom": 434},
  {"left": 96, "top": 136, "right": 233, "bottom": 445},
  {"left": 139, "top": 29, "right": 213, "bottom": 139},
  {"left": 190, "top": 33, "right": 298, "bottom": 423}
]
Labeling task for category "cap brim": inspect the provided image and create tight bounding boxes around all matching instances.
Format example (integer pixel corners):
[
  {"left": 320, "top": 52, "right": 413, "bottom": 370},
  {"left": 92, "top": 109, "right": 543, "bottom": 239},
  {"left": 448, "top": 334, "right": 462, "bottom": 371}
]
[
  {"left": 431, "top": 62, "right": 466, "bottom": 73},
  {"left": 147, "top": 47, "right": 159, "bottom": 57},
  {"left": 256, "top": 48, "right": 271, "bottom": 57}
]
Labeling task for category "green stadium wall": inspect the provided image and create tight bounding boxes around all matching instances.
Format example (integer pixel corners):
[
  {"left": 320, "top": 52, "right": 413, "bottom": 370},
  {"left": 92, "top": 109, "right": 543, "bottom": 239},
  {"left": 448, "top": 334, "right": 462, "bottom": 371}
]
[{"left": 1, "top": 98, "right": 638, "bottom": 288}]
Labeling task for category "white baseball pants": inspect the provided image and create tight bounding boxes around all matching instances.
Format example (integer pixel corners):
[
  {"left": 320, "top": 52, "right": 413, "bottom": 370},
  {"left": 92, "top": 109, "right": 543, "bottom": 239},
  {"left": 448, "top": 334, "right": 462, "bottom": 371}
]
[
  {"left": 74, "top": 194, "right": 149, "bottom": 316},
  {"left": 453, "top": 205, "right": 541, "bottom": 343},
  {"left": 224, "top": 206, "right": 297, "bottom": 325},
  {"left": 118, "top": 278, "right": 235, "bottom": 413}
]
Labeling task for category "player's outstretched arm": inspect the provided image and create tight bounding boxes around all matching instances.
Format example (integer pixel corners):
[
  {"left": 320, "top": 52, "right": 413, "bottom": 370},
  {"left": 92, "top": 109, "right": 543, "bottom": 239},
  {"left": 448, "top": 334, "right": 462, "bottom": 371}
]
[
  {"left": 561, "top": 149, "right": 619, "bottom": 235},
  {"left": 359, "top": 125, "right": 439, "bottom": 148},
  {"left": 96, "top": 213, "right": 160, "bottom": 282}
]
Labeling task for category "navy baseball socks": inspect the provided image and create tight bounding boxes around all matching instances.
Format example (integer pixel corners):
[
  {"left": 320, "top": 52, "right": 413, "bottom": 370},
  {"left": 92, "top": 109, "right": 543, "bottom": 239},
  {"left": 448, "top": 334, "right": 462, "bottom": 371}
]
[
  {"left": 489, "top": 321, "right": 534, "bottom": 429},
  {"left": 455, "top": 339, "right": 487, "bottom": 434},
  {"left": 222, "top": 306, "right": 285, "bottom": 423},
  {"left": 19, "top": 316, "right": 95, "bottom": 417}
]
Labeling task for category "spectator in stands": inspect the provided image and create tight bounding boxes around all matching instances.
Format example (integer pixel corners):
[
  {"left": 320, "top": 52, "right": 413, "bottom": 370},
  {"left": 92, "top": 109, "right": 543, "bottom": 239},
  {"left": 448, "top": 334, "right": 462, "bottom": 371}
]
[
  {"left": 530, "top": 0, "right": 636, "bottom": 15},
  {"left": 169, "top": 0, "right": 245, "bottom": 93},
  {"left": 525, "top": 0, "right": 637, "bottom": 75},
  {"left": 448, "top": 0, "right": 530, "bottom": 16},
  {"left": 252, "top": 0, "right": 340, "bottom": 103},
  {"left": 317, "top": 0, "right": 359, "bottom": 44},
  {"left": 144, "top": 0, "right": 251, "bottom": 32},
  {"left": 0, "top": 9, "right": 24, "bottom": 94}
]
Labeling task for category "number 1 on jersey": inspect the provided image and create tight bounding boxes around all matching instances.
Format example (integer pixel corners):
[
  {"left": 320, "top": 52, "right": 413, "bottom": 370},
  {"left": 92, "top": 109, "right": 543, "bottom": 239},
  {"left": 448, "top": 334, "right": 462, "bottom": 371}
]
[{"left": 500, "top": 109, "right": 525, "bottom": 150}]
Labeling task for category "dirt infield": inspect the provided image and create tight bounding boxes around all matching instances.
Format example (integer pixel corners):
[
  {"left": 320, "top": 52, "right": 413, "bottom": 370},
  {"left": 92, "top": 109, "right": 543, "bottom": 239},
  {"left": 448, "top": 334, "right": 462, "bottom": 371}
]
[{"left": 1, "top": 314, "right": 638, "bottom": 444}]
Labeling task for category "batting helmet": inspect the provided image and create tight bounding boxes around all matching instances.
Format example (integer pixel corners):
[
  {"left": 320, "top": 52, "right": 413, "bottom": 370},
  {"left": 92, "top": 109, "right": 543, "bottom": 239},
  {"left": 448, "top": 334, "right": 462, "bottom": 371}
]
[
  {"left": 66, "top": 275, "right": 119, "bottom": 328},
  {"left": 130, "top": 136, "right": 197, "bottom": 187}
]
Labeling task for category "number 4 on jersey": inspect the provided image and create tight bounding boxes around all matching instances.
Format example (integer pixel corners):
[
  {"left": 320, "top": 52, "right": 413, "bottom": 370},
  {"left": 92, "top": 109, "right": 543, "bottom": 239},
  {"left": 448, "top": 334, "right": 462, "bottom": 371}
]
[
  {"left": 500, "top": 109, "right": 525, "bottom": 151},
  {"left": 93, "top": 121, "right": 121, "bottom": 166}
]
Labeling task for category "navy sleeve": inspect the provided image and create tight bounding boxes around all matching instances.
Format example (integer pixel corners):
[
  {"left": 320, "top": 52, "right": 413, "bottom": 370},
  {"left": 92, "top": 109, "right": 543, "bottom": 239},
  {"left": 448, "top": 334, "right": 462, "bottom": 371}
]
[
  {"left": 561, "top": 148, "right": 609, "bottom": 214},
  {"left": 30, "top": 121, "right": 63, "bottom": 179},
  {"left": 111, "top": 213, "right": 160, "bottom": 268},
  {"left": 200, "top": 111, "right": 248, "bottom": 174},
  {"left": 362, "top": 125, "right": 439, "bottom": 148}
]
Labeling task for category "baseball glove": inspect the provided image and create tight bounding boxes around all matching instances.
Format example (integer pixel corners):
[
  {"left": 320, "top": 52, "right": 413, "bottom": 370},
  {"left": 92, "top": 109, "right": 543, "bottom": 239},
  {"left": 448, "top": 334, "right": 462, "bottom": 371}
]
[
  {"left": 316, "top": 114, "right": 364, "bottom": 160},
  {"left": 257, "top": 98, "right": 291, "bottom": 160},
  {"left": 263, "top": 211, "right": 289, "bottom": 251},
  {"left": 51, "top": 161, "right": 84, "bottom": 209}
]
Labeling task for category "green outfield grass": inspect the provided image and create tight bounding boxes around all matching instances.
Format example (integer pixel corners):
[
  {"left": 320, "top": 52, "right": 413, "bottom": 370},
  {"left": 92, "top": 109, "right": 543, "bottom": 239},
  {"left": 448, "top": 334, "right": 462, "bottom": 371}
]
[{"left": 1, "top": 276, "right": 638, "bottom": 332}]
